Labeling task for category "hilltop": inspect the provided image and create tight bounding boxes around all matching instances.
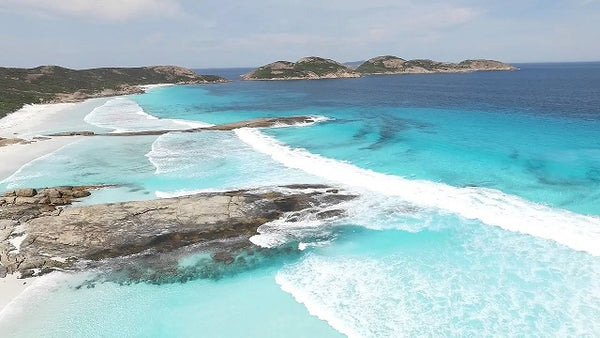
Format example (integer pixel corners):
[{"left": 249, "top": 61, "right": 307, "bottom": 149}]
[
  {"left": 241, "top": 57, "right": 360, "bottom": 80},
  {"left": 0, "top": 65, "right": 228, "bottom": 118},
  {"left": 356, "top": 55, "right": 517, "bottom": 74}
]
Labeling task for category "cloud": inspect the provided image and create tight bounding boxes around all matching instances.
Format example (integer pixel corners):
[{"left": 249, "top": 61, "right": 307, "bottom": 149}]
[{"left": 5, "top": 0, "right": 183, "bottom": 21}]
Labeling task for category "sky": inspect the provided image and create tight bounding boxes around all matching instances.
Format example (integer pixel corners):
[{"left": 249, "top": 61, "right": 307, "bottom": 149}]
[{"left": 0, "top": 0, "right": 599, "bottom": 69}]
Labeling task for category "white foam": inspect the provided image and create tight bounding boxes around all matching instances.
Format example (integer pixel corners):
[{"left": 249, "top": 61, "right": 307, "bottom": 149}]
[
  {"left": 84, "top": 97, "right": 212, "bottom": 133},
  {"left": 277, "top": 247, "right": 600, "bottom": 337},
  {"left": 138, "top": 83, "right": 174, "bottom": 91},
  {"left": 155, "top": 187, "right": 231, "bottom": 198},
  {"left": 276, "top": 256, "right": 396, "bottom": 338},
  {"left": 249, "top": 211, "right": 335, "bottom": 248},
  {"left": 269, "top": 115, "right": 332, "bottom": 129},
  {"left": 235, "top": 128, "right": 600, "bottom": 256}
]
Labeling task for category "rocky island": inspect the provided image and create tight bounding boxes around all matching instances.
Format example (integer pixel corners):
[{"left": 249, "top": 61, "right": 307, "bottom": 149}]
[
  {"left": 356, "top": 55, "right": 517, "bottom": 75},
  {"left": 242, "top": 55, "right": 516, "bottom": 81},
  {"left": 0, "top": 65, "right": 228, "bottom": 118},
  {"left": 241, "top": 57, "right": 360, "bottom": 80}
]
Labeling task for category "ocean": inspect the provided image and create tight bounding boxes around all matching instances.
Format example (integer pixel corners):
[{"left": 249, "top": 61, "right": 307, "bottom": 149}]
[{"left": 1, "top": 63, "right": 599, "bottom": 337}]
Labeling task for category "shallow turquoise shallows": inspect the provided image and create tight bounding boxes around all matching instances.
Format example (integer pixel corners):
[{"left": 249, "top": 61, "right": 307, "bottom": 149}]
[{"left": 1, "top": 63, "right": 599, "bottom": 337}]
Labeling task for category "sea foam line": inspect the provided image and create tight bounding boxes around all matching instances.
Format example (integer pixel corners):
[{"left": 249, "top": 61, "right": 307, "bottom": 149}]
[
  {"left": 235, "top": 128, "right": 600, "bottom": 256},
  {"left": 84, "top": 97, "right": 212, "bottom": 133}
]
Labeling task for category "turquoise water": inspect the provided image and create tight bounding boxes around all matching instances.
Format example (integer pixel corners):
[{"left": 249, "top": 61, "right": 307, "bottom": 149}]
[{"left": 1, "top": 63, "right": 600, "bottom": 337}]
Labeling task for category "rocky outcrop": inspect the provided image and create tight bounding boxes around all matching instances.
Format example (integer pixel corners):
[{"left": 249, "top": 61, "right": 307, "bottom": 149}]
[
  {"left": 0, "top": 185, "right": 104, "bottom": 208},
  {"left": 0, "top": 137, "right": 29, "bottom": 147},
  {"left": 47, "top": 116, "right": 323, "bottom": 137},
  {"left": 356, "top": 55, "right": 517, "bottom": 75},
  {"left": 202, "top": 116, "right": 320, "bottom": 130},
  {"left": 47, "top": 131, "right": 96, "bottom": 137},
  {"left": 242, "top": 57, "right": 360, "bottom": 80},
  {"left": 0, "top": 184, "right": 355, "bottom": 279}
]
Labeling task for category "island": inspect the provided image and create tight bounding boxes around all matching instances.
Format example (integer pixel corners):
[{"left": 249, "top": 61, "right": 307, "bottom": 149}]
[
  {"left": 242, "top": 55, "right": 516, "bottom": 80},
  {"left": 356, "top": 55, "right": 517, "bottom": 75},
  {"left": 241, "top": 57, "right": 360, "bottom": 80},
  {"left": 0, "top": 65, "right": 229, "bottom": 118}
]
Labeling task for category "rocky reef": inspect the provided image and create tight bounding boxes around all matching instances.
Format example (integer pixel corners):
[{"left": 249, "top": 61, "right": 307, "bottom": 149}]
[
  {"left": 241, "top": 57, "right": 360, "bottom": 80},
  {"left": 356, "top": 55, "right": 517, "bottom": 75},
  {"left": 0, "top": 184, "right": 355, "bottom": 279},
  {"left": 47, "top": 116, "right": 321, "bottom": 137}
]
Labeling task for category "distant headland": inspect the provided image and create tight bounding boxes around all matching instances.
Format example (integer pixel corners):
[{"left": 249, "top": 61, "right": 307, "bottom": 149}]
[
  {"left": 242, "top": 55, "right": 516, "bottom": 80},
  {"left": 0, "top": 65, "right": 228, "bottom": 118}
]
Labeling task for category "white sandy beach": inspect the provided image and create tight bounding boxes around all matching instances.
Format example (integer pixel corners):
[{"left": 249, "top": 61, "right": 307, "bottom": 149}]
[
  {"left": 0, "top": 98, "right": 114, "bottom": 181},
  {"left": 0, "top": 98, "right": 113, "bottom": 310},
  {"left": 0, "top": 137, "right": 80, "bottom": 181},
  {"left": 0, "top": 87, "right": 175, "bottom": 315},
  {"left": 0, "top": 274, "right": 35, "bottom": 313}
]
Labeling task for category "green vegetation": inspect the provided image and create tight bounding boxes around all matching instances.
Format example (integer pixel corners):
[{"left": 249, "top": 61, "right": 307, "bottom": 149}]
[
  {"left": 356, "top": 55, "right": 406, "bottom": 74},
  {"left": 243, "top": 57, "right": 358, "bottom": 80},
  {"left": 357, "top": 55, "right": 516, "bottom": 75},
  {"left": 294, "top": 57, "right": 350, "bottom": 76},
  {"left": 0, "top": 66, "right": 227, "bottom": 118}
]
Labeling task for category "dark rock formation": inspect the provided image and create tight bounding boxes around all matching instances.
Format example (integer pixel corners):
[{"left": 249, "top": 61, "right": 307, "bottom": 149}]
[
  {"left": 47, "top": 131, "right": 96, "bottom": 137},
  {"left": 203, "top": 116, "right": 319, "bottom": 130},
  {"left": 0, "top": 185, "right": 355, "bottom": 279},
  {"left": 242, "top": 57, "right": 360, "bottom": 80},
  {"left": 47, "top": 116, "right": 321, "bottom": 137}
]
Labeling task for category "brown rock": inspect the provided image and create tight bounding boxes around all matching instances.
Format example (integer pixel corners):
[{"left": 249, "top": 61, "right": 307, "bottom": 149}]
[
  {"left": 3, "top": 196, "right": 16, "bottom": 204},
  {"left": 56, "top": 186, "right": 74, "bottom": 196},
  {"left": 49, "top": 198, "right": 70, "bottom": 205},
  {"left": 2, "top": 190, "right": 15, "bottom": 197},
  {"left": 15, "top": 197, "right": 40, "bottom": 204},
  {"left": 72, "top": 190, "right": 91, "bottom": 198},
  {"left": 37, "top": 196, "right": 51, "bottom": 205},
  {"left": 19, "top": 269, "right": 35, "bottom": 278},
  {"left": 15, "top": 188, "right": 37, "bottom": 197},
  {"left": 40, "top": 188, "right": 61, "bottom": 198}
]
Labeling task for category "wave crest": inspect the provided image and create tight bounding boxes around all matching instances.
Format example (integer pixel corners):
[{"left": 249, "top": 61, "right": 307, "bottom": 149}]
[{"left": 235, "top": 128, "right": 600, "bottom": 256}]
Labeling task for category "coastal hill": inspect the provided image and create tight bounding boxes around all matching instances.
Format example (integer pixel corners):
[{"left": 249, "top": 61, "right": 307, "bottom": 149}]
[
  {"left": 241, "top": 57, "right": 360, "bottom": 80},
  {"left": 0, "top": 65, "right": 228, "bottom": 117},
  {"left": 356, "top": 55, "right": 517, "bottom": 74}
]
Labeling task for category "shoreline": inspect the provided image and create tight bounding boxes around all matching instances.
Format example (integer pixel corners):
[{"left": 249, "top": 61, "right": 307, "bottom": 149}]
[
  {"left": 0, "top": 274, "right": 37, "bottom": 314},
  {"left": 0, "top": 83, "right": 176, "bottom": 182},
  {"left": 0, "top": 137, "right": 81, "bottom": 182},
  {"left": 0, "top": 98, "right": 116, "bottom": 182}
]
